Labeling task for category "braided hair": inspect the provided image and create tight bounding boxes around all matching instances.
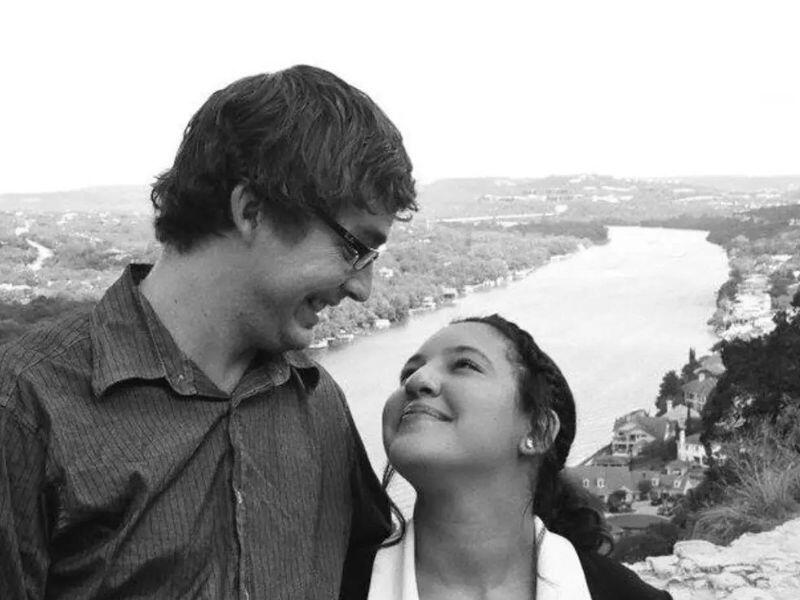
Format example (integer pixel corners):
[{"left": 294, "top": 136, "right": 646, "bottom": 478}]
[{"left": 382, "top": 314, "right": 611, "bottom": 598}]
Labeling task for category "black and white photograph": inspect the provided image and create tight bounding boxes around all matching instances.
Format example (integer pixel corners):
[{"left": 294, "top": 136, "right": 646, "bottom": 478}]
[{"left": 1, "top": 2, "right": 799, "bottom": 599}]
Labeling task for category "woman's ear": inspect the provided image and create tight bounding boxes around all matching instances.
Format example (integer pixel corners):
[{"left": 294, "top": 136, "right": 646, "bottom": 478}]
[
  {"left": 230, "top": 183, "right": 262, "bottom": 240},
  {"left": 519, "top": 409, "right": 561, "bottom": 456}
]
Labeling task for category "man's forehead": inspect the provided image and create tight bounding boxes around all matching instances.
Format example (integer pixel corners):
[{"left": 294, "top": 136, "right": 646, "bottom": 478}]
[{"left": 339, "top": 209, "right": 395, "bottom": 246}]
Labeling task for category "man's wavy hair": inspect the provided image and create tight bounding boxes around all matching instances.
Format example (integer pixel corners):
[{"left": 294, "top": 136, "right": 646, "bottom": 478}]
[{"left": 151, "top": 65, "right": 417, "bottom": 252}]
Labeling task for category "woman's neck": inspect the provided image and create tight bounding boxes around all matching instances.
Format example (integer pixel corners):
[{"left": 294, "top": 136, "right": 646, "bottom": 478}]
[{"left": 412, "top": 478, "right": 536, "bottom": 600}]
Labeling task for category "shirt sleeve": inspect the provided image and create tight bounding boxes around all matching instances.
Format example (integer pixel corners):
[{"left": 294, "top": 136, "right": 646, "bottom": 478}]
[
  {"left": 336, "top": 387, "right": 392, "bottom": 600},
  {"left": 0, "top": 405, "right": 51, "bottom": 599}
]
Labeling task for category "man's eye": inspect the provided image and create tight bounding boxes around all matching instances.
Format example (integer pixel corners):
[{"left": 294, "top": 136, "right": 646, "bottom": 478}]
[
  {"left": 399, "top": 368, "right": 415, "bottom": 383},
  {"left": 341, "top": 244, "right": 359, "bottom": 261}
]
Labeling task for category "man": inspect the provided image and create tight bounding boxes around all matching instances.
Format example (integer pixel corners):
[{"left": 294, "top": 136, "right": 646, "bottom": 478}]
[{"left": 0, "top": 65, "right": 416, "bottom": 599}]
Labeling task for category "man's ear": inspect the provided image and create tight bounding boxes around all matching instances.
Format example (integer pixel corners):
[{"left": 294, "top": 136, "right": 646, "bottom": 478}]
[
  {"left": 519, "top": 409, "right": 561, "bottom": 457},
  {"left": 230, "top": 183, "right": 263, "bottom": 240}
]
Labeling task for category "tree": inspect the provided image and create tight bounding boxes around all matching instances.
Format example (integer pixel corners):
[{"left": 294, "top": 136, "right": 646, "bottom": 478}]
[
  {"left": 607, "top": 489, "right": 630, "bottom": 513},
  {"left": 637, "top": 478, "right": 653, "bottom": 500},
  {"left": 655, "top": 370, "right": 683, "bottom": 415},
  {"left": 610, "top": 522, "right": 681, "bottom": 563},
  {"left": 702, "top": 290, "right": 800, "bottom": 442},
  {"left": 680, "top": 347, "right": 700, "bottom": 383}
]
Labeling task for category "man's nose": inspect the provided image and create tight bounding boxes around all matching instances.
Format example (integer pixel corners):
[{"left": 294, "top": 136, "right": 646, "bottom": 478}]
[
  {"left": 404, "top": 365, "right": 440, "bottom": 398},
  {"left": 342, "top": 264, "right": 373, "bottom": 302}
]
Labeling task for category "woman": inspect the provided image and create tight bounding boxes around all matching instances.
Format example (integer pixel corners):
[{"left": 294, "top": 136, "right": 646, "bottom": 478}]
[{"left": 368, "top": 314, "right": 671, "bottom": 600}]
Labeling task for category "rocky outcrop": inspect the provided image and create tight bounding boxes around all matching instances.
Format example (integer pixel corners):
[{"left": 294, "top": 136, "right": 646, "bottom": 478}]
[{"left": 627, "top": 518, "right": 800, "bottom": 599}]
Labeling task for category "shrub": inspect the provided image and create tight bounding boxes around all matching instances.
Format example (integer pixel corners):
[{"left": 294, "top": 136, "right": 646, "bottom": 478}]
[
  {"left": 611, "top": 522, "right": 681, "bottom": 563},
  {"left": 689, "top": 418, "right": 800, "bottom": 545}
]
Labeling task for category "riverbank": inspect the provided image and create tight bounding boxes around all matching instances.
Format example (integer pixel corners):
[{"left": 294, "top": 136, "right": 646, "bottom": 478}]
[{"left": 308, "top": 266, "right": 541, "bottom": 353}]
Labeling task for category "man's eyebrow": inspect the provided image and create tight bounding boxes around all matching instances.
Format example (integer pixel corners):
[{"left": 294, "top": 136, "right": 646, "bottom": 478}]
[{"left": 355, "top": 227, "right": 387, "bottom": 248}]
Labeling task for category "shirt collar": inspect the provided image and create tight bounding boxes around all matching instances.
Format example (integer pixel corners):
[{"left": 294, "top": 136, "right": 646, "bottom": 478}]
[{"left": 90, "top": 264, "right": 319, "bottom": 398}]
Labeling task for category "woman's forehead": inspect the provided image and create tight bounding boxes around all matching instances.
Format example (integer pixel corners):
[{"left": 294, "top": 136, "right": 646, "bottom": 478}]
[{"left": 416, "top": 322, "right": 511, "bottom": 360}]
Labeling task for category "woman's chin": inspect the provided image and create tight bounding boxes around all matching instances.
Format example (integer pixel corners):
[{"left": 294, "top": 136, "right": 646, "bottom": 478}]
[{"left": 388, "top": 438, "right": 460, "bottom": 482}]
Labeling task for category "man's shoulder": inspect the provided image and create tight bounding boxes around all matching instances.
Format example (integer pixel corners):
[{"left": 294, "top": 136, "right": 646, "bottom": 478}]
[
  {"left": 0, "top": 307, "right": 94, "bottom": 411},
  {"left": 287, "top": 351, "right": 343, "bottom": 398}
]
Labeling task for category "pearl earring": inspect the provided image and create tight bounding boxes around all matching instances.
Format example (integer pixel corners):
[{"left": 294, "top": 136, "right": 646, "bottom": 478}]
[{"left": 524, "top": 437, "right": 534, "bottom": 450}]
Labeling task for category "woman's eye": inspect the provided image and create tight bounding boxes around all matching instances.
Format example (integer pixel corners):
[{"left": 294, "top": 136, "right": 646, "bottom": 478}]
[{"left": 453, "top": 358, "right": 480, "bottom": 372}]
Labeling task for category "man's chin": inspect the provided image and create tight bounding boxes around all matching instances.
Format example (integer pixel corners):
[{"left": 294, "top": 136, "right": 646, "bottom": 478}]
[{"left": 283, "top": 322, "right": 316, "bottom": 351}]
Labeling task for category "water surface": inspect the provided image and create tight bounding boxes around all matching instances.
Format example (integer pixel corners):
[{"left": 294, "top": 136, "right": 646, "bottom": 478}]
[{"left": 319, "top": 226, "right": 729, "bottom": 469}]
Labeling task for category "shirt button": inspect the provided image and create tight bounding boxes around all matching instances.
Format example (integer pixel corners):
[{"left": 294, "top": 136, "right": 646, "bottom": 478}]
[{"left": 235, "top": 489, "right": 244, "bottom": 505}]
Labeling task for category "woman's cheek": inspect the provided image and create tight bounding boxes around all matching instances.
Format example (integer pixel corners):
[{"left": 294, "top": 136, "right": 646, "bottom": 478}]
[{"left": 382, "top": 390, "right": 405, "bottom": 439}]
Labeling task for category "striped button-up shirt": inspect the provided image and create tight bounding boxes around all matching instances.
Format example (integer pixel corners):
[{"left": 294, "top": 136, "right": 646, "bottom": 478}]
[{"left": 0, "top": 264, "right": 390, "bottom": 599}]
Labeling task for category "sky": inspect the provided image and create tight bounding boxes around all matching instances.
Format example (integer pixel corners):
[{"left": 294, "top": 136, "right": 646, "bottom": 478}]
[{"left": 1, "top": 0, "right": 799, "bottom": 194}]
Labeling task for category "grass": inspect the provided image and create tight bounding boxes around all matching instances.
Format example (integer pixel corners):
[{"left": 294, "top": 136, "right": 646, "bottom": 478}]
[{"left": 690, "top": 421, "right": 800, "bottom": 545}]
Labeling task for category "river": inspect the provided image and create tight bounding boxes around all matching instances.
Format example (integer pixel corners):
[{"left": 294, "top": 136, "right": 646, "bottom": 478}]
[{"left": 318, "top": 226, "right": 729, "bottom": 473}]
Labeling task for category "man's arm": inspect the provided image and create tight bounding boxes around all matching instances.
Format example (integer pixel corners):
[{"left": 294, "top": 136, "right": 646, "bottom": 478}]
[
  {"left": 336, "top": 393, "right": 391, "bottom": 600},
  {"left": 0, "top": 406, "right": 51, "bottom": 599}
]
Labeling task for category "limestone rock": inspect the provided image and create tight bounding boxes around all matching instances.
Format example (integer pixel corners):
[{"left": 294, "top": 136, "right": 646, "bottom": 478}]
[
  {"left": 624, "top": 516, "right": 800, "bottom": 600},
  {"left": 648, "top": 554, "right": 679, "bottom": 578},
  {"left": 726, "top": 588, "right": 775, "bottom": 600}
]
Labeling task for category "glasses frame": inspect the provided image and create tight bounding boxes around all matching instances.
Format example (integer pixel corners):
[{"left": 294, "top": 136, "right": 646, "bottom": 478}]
[{"left": 313, "top": 207, "right": 383, "bottom": 271}]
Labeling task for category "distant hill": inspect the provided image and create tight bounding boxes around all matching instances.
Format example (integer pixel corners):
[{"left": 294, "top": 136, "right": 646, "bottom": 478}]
[
  {"left": 416, "top": 174, "right": 800, "bottom": 222},
  {"left": 3, "top": 174, "right": 799, "bottom": 220},
  {"left": 666, "top": 175, "right": 800, "bottom": 193},
  {"left": 0, "top": 185, "right": 151, "bottom": 213}
]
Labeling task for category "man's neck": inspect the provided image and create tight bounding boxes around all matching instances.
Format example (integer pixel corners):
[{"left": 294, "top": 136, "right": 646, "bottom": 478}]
[{"left": 138, "top": 249, "right": 257, "bottom": 393}]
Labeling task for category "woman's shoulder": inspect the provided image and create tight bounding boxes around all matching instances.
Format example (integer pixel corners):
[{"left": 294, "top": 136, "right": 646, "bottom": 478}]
[
  {"left": 367, "top": 521, "right": 417, "bottom": 600},
  {"left": 576, "top": 550, "right": 673, "bottom": 600}
]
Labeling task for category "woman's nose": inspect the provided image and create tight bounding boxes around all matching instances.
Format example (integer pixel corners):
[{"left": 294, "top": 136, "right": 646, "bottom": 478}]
[{"left": 404, "top": 365, "right": 440, "bottom": 398}]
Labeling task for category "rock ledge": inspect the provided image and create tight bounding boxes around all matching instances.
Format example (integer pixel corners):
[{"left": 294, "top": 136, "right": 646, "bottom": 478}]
[{"left": 626, "top": 518, "right": 800, "bottom": 599}]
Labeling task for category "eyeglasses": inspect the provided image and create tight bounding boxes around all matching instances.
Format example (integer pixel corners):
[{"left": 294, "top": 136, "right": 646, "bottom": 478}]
[{"left": 313, "top": 207, "right": 383, "bottom": 271}]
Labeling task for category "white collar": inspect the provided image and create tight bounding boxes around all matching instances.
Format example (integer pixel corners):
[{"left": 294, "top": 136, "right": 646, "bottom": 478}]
[{"left": 369, "top": 517, "right": 592, "bottom": 600}]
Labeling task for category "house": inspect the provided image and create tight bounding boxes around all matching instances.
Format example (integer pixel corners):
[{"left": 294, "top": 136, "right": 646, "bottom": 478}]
[
  {"left": 655, "top": 473, "right": 697, "bottom": 499},
  {"left": 591, "top": 454, "right": 631, "bottom": 468},
  {"left": 373, "top": 318, "right": 391, "bottom": 330},
  {"left": 677, "top": 430, "right": 722, "bottom": 467},
  {"left": 681, "top": 376, "right": 718, "bottom": 412},
  {"left": 663, "top": 459, "right": 691, "bottom": 476},
  {"left": 629, "top": 469, "right": 663, "bottom": 498},
  {"left": 441, "top": 287, "right": 458, "bottom": 304},
  {"left": 629, "top": 467, "right": 698, "bottom": 500},
  {"left": 662, "top": 402, "right": 701, "bottom": 429},
  {"left": 611, "top": 410, "right": 676, "bottom": 457},
  {"left": 564, "top": 466, "right": 634, "bottom": 503},
  {"left": 607, "top": 514, "right": 669, "bottom": 538}
]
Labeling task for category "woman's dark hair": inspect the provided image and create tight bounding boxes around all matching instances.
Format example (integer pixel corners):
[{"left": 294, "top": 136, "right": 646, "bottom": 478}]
[
  {"left": 383, "top": 314, "right": 612, "bottom": 598},
  {"left": 151, "top": 64, "right": 417, "bottom": 252}
]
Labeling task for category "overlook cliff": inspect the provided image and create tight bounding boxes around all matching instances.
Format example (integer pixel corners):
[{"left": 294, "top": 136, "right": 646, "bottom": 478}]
[{"left": 628, "top": 518, "right": 800, "bottom": 599}]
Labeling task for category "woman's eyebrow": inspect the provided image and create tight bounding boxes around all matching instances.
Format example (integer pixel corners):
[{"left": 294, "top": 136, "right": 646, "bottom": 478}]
[
  {"left": 399, "top": 354, "right": 423, "bottom": 376},
  {"left": 448, "top": 345, "right": 493, "bottom": 365}
]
